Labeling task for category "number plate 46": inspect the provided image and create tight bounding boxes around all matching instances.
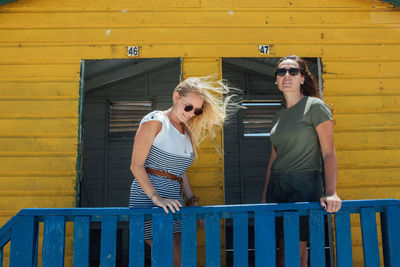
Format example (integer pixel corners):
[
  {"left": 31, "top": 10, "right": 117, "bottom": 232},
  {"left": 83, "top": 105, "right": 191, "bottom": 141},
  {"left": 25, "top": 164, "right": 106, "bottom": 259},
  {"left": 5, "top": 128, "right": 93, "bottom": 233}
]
[{"left": 128, "top": 46, "right": 139, "bottom": 56}]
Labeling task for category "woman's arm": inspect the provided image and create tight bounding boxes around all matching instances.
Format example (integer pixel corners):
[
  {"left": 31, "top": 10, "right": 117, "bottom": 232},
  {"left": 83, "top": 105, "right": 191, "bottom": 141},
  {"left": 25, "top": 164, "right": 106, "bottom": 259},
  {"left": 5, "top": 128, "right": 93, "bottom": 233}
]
[
  {"left": 182, "top": 173, "right": 199, "bottom": 206},
  {"left": 261, "top": 145, "right": 277, "bottom": 203},
  {"left": 316, "top": 120, "right": 342, "bottom": 213},
  {"left": 182, "top": 173, "right": 194, "bottom": 199},
  {"left": 130, "top": 121, "right": 182, "bottom": 213}
]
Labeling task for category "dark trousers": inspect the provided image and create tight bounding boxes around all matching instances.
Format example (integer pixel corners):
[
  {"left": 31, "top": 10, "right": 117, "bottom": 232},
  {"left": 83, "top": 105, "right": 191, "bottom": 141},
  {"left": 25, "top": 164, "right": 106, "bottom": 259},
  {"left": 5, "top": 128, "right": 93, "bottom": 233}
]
[{"left": 266, "top": 170, "right": 324, "bottom": 242}]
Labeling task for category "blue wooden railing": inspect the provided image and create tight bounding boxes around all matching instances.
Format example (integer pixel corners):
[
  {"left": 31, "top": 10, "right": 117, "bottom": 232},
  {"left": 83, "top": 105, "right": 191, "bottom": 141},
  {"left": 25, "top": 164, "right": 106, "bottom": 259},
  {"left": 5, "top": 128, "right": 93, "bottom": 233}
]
[{"left": 0, "top": 199, "right": 399, "bottom": 267}]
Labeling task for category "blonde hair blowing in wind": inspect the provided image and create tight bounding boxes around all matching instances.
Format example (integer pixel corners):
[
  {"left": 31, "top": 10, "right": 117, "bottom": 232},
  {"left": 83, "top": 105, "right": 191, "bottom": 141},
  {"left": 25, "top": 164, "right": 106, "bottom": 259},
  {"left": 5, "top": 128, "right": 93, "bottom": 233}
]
[{"left": 173, "top": 76, "right": 238, "bottom": 161}]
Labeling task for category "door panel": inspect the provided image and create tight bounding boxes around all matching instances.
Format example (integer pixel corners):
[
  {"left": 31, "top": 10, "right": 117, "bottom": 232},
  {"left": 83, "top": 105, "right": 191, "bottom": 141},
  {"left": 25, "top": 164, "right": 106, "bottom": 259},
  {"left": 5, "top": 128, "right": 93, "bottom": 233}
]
[
  {"left": 223, "top": 58, "right": 319, "bottom": 204},
  {"left": 80, "top": 59, "right": 180, "bottom": 207}
]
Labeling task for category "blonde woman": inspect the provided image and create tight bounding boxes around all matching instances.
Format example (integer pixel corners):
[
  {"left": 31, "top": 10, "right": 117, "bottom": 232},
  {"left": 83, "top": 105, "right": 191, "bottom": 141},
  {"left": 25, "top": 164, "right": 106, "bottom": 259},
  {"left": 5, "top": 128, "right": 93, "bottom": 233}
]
[{"left": 129, "top": 76, "right": 235, "bottom": 266}]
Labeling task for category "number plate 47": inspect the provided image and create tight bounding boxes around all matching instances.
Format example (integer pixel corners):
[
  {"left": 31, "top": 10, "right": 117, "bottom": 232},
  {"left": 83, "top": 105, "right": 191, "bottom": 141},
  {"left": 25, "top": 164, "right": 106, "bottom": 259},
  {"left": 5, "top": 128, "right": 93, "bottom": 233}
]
[{"left": 258, "top": 45, "right": 270, "bottom": 54}]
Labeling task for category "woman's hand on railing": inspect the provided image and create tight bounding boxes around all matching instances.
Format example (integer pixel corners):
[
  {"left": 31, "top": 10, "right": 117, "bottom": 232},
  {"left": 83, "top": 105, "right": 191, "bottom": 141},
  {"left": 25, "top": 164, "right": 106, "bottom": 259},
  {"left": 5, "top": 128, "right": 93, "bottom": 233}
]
[
  {"left": 186, "top": 195, "right": 200, "bottom": 207},
  {"left": 320, "top": 193, "right": 342, "bottom": 213},
  {"left": 152, "top": 195, "right": 182, "bottom": 214},
  {"left": 185, "top": 195, "right": 204, "bottom": 227}
]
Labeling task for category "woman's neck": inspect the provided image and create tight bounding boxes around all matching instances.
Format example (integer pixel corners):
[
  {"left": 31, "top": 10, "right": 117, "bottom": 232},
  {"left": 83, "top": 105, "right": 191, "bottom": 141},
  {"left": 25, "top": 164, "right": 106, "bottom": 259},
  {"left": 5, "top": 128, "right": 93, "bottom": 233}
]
[
  {"left": 166, "top": 108, "right": 184, "bottom": 133},
  {"left": 284, "top": 92, "right": 304, "bottom": 109}
]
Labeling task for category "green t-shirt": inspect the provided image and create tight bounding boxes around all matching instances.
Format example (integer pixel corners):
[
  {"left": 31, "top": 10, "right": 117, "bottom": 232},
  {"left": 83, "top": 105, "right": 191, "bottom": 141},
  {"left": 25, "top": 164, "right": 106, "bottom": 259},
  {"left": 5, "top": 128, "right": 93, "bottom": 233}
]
[{"left": 270, "top": 96, "right": 332, "bottom": 173}]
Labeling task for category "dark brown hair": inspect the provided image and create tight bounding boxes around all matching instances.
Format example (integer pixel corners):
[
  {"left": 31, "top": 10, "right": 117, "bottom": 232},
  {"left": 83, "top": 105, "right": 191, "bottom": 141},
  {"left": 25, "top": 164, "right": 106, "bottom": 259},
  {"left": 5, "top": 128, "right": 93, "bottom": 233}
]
[{"left": 275, "top": 55, "right": 320, "bottom": 98}]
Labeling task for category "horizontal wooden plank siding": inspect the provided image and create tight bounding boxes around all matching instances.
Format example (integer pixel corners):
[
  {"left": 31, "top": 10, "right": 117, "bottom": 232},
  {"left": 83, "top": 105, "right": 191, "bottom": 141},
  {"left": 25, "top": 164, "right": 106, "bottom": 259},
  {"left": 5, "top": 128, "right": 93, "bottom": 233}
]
[{"left": 0, "top": 0, "right": 399, "bottom": 265}]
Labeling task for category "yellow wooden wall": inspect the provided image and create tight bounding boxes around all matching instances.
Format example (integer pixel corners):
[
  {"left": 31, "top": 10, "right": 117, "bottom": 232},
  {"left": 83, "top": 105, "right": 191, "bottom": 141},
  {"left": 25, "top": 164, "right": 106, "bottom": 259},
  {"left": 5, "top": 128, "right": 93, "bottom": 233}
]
[
  {"left": 183, "top": 58, "right": 225, "bottom": 206},
  {"left": 183, "top": 57, "right": 226, "bottom": 265},
  {"left": 1, "top": 0, "right": 400, "bottom": 265}
]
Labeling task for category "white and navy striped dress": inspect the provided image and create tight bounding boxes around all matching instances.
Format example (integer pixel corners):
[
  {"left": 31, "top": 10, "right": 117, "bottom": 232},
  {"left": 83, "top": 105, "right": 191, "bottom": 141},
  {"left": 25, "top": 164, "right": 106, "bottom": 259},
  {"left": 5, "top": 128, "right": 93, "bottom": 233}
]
[{"left": 129, "top": 110, "right": 194, "bottom": 239}]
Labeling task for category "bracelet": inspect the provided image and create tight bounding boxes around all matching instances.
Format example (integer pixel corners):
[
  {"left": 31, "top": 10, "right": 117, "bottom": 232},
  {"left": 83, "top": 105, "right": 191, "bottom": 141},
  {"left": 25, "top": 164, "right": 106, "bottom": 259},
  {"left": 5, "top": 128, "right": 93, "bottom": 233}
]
[
  {"left": 149, "top": 191, "right": 158, "bottom": 200},
  {"left": 186, "top": 195, "right": 200, "bottom": 206}
]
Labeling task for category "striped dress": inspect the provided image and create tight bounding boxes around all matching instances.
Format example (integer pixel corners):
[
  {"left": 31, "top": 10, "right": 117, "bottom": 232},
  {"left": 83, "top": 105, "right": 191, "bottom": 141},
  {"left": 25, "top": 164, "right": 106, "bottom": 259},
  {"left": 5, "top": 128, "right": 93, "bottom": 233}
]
[{"left": 129, "top": 110, "right": 194, "bottom": 239}]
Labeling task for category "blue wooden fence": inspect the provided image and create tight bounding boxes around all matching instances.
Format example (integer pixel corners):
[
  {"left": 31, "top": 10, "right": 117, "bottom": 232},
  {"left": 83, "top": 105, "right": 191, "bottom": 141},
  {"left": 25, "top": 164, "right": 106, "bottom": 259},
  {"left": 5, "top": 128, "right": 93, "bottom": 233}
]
[{"left": 0, "top": 199, "right": 399, "bottom": 266}]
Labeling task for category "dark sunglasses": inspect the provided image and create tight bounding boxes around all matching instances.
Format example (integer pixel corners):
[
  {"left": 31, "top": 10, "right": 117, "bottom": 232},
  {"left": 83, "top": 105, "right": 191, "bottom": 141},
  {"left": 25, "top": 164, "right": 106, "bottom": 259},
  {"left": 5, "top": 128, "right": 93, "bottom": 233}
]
[
  {"left": 276, "top": 68, "right": 300, "bottom": 77},
  {"left": 184, "top": 104, "right": 203, "bottom": 116}
]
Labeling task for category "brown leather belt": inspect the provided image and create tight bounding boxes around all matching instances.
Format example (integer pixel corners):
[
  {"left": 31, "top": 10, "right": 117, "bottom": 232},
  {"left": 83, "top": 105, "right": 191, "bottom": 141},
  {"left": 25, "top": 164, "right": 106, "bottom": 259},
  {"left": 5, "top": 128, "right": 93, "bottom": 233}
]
[{"left": 145, "top": 167, "right": 183, "bottom": 194}]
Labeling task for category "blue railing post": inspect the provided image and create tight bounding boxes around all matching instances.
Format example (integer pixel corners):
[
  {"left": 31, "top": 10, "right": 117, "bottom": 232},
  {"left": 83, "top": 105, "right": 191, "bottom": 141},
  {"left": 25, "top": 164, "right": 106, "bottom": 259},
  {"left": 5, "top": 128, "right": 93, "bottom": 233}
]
[
  {"left": 205, "top": 213, "right": 221, "bottom": 267},
  {"left": 73, "top": 216, "right": 90, "bottom": 267},
  {"left": 100, "top": 215, "right": 117, "bottom": 267},
  {"left": 381, "top": 205, "right": 400, "bottom": 267},
  {"left": 254, "top": 210, "right": 275, "bottom": 267},
  {"left": 0, "top": 246, "right": 3, "bottom": 267},
  {"left": 233, "top": 212, "right": 249, "bottom": 267},
  {"left": 283, "top": 211, "right": 300, "bottom": 266},
  {"left": 360, "top": 208, "right": 380, "bottom": 267},
  {"left": 181, "top": 213, "right": 197, "bottom": 267},
  {"left": 335, "top": 209, "right": 353, "bottom": 267},
  {"left": 152, "top": 213, "right": 173, "bottom": 267},
  {"left": 9, "top": 216, "right": 38, "bottom": 267},
  {"left": 129, "top": 214, "right": 145, "bottom": 267},
  {"left": 309, "top": 209, "right": 325, "bottom": 267},
  {"left": 42, "top": 215, "right": 66, "bottom": 267}
]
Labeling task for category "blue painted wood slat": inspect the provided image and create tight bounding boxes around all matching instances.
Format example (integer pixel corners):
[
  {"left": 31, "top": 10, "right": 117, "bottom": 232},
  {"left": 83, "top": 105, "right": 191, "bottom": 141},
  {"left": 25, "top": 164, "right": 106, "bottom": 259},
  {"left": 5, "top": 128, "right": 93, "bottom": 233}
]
[
  {"left": 0, "top": 233, "right": 10, "bottom": 253},
  {"left": 0, "top": 216, "right": 18, "bottom": 248},
  {"left": 9, "top": 216, "right": 38, "bottom": 267},
  {"left": 335, "top": 210, "right": 353, "bottom": 267},
  {"left": 360, "top": 208, "right": 380, "bottom": 267},
  {"left": 181, "top": 213, "right": 197, "bottom": 267},
  {"left": 73, "top": 216, "right": 90, "bottom": 267},
  {"left": 0, "top": 247, "right": 3, "bottom": 267},
  {"left": 205, "top": 213, "right": 221, "bottom": 267},
  {"left": 233, "top": 212, "right": 248, "bottom": 267},
  {"left": 152, "top": 213, "right": 173, "bottom": 267},
  {"left": 129, "top": 214, "right": 145, "bottom": 267},
  {"left": 380, "top": 210, "right": 390, "bottom": 267},
  {"left": 309, "top": 210, "right": 325, "bottom": 267},
  {"left": 100, "top": 215, "right": 117, "bottom": 267},
  {"left": 254, "top": 210, "right": 275, "bottom": 267},
  {"left": 283, "top": 211, "right": 300, "bottom": 267},
  {"left": 381, "top": 205, "right": 400, "bottom": 267},
  {"left": 42, "top": 216, "right": 66, "bottom": 267}
]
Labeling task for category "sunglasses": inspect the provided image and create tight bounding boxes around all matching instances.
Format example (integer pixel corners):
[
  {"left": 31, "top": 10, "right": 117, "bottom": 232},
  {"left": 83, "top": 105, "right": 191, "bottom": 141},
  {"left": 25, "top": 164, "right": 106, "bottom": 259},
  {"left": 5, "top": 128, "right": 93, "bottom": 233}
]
[
  {"left": 184, "top": 104, "right": 203, "bottom": 116},
  {"left": 276, "top": 68, "right": 300, "bottom": 77}
]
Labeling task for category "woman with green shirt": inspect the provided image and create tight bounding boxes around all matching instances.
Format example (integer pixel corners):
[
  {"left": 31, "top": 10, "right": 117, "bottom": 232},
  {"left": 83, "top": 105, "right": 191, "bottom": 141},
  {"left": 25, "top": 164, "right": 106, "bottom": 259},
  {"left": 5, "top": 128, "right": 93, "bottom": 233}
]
[{"left": 261, "top": 55, "right": 342, "bottom": 267}]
